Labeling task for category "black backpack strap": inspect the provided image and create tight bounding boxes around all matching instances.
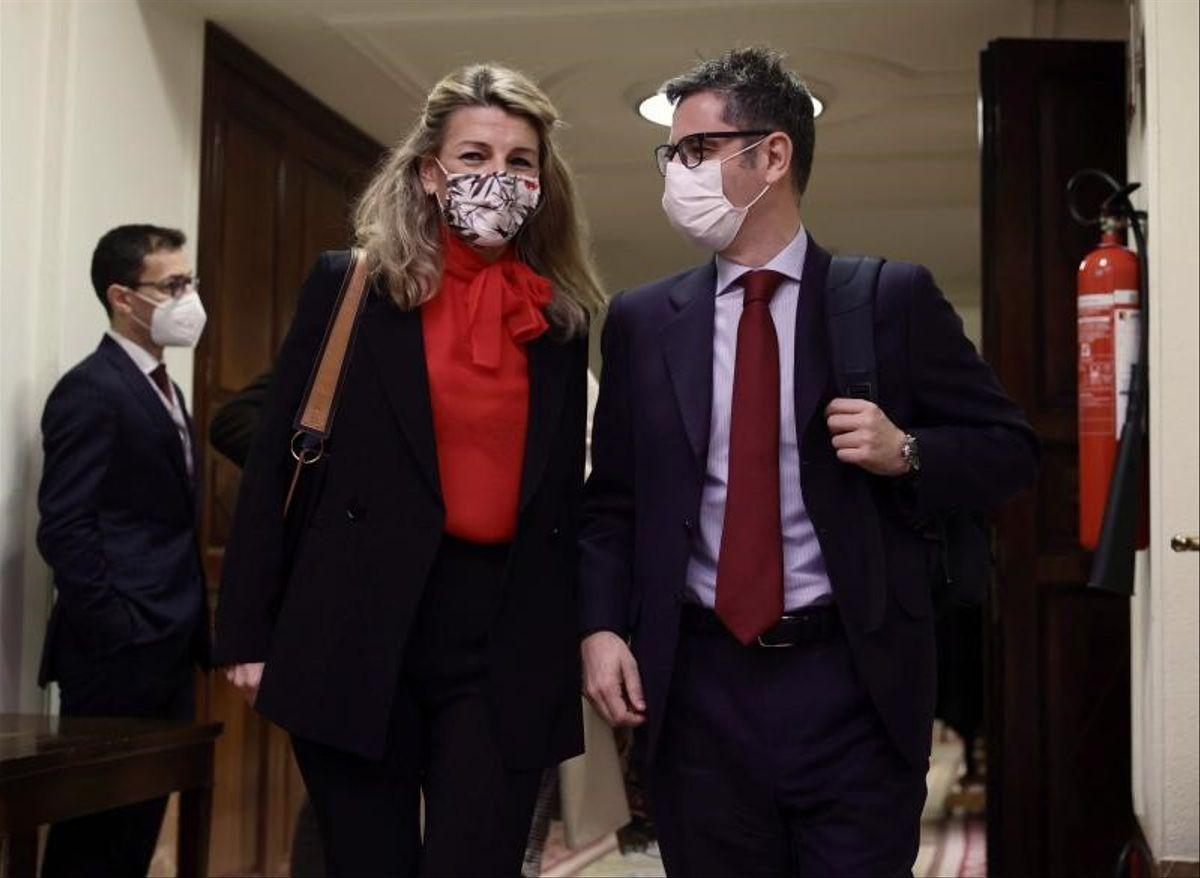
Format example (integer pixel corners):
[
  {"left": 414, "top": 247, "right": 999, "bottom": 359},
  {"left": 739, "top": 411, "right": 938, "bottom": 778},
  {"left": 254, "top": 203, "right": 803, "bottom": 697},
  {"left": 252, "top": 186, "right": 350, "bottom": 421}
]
[{"left": 825, "top": 256, "right": 884, "bottom": 401}]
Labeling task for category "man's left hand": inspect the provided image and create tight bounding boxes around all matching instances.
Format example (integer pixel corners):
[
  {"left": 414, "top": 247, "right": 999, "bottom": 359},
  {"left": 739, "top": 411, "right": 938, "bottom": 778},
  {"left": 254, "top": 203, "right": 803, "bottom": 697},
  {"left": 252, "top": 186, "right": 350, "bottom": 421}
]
[{"left": 825, "top": 398, "right": 909, "bottom": 477}]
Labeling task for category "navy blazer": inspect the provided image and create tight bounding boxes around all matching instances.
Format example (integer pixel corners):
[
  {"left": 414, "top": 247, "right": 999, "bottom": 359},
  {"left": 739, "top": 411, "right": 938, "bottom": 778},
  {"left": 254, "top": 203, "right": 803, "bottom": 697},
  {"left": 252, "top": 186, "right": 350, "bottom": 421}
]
[
  {"left": 579, "top": 236, "right": 1038, "bottom": 767},
  {"left": 213, "top": 251, "right": 587, "bottom": 769},
  {"left": 37, "top": 334, "right": 208, "bottom": 685}
]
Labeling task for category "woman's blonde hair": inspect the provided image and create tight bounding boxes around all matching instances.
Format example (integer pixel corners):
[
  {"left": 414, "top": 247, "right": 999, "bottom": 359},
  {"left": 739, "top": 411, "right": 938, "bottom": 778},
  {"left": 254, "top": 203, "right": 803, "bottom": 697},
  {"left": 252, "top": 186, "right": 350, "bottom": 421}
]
[{"left": 353, "top": 63, "right": 604, "bottom": 339}]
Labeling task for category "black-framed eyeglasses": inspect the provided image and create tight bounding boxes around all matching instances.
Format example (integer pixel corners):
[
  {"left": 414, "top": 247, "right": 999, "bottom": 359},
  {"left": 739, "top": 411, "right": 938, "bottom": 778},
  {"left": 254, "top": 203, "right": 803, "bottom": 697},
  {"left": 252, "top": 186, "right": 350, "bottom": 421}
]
[
  {"left": 653, "top": 130, "right": 774, "bottom": 176},
  {"left": 131, "top": 275, "right": 199, "bottom": 298}
]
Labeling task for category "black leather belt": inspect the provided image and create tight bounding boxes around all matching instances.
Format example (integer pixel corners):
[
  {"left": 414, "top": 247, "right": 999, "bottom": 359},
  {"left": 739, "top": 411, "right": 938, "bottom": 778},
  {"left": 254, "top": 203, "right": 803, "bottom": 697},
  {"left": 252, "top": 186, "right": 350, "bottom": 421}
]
[{"left": 680, "top": 602, "right": 841, "bottom": 647}]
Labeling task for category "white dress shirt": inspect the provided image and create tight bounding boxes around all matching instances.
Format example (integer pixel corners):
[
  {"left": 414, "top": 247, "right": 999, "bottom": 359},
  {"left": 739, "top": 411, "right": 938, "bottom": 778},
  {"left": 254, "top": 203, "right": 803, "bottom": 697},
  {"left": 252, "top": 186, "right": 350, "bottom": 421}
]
[
  {"left": 106, "top": 330, "right": 194, "bottom": 478},
  {"left": 684, "top": 227, "right": 833, "bottom": 612}
]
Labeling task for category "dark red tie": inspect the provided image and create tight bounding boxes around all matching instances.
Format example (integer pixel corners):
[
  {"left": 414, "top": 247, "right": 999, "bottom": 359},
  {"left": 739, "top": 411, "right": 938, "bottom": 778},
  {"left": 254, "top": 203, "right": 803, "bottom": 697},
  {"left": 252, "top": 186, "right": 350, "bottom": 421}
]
[
  {"left": 150, "top": 364, "right": 173, "bottom": 404},
  {"left": 715, "top": 269, "right": 785, "bottom": 645}
]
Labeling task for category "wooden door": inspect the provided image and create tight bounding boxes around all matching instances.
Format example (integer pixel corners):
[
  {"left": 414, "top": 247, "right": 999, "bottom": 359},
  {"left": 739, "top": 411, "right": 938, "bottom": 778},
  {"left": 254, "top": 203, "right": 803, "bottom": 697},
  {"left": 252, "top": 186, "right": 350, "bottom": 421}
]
[
  {"left": 194, "top": 25, "right": 383, "bottom": 877},
  {"left": 980, "top": 39, "right": 1136, "bottom": 878}
]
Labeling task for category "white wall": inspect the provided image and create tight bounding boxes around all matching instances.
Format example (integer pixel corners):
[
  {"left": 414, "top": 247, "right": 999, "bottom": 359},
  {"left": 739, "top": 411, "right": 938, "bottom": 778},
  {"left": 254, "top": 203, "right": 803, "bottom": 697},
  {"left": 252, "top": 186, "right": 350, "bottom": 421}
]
[
  {"left": 1128, "top": 0, "right": 1200, "bottom": 865},
  {"left": 0, "top": 0, "right": 204, "bottom": 712}
]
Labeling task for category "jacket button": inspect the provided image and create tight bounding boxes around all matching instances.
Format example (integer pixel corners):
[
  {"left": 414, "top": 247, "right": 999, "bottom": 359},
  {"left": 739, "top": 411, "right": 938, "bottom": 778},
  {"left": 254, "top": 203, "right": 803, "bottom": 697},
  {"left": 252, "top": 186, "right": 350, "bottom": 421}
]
[
  {"left": 550, "top": 526, "right": 561, "bottom": 539},
  {"left": 346, "top": 503, "right": 365, "bottom": 522},
  {"left": 683, "top": 517, "right": 695, "bottom": 532}
]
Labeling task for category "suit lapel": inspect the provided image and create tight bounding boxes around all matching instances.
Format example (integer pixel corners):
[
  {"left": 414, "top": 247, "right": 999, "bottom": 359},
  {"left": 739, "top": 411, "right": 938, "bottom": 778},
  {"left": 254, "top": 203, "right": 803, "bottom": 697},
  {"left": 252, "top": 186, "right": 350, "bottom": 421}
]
[
  {"left": 794, "top": 237, "right": 833, "bottom": 440},
  {"left": 360, "top": 289, "right": 577, "bottom": 513},
  {"left": 518, "top": 334, "right": 571, "bottom": 513},
  {"left": 655, "top": 243, "right": 831, "bottom": 477},
  {"left": 359, "top": 294, "right": 442, "bottom": 501},
  {"left": 659, "top": 262, "right": 717, "bottom": 480},
  {"left": 98, "top": 336, "right": 190, "bottom": 485}
]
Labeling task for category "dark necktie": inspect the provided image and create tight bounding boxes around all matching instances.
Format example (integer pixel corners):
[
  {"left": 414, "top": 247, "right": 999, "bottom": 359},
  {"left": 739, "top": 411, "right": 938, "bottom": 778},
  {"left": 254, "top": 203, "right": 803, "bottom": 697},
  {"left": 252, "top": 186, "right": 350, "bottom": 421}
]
[
  {"left": 150, "top": 363, "right": 173, "bottom": 405},
  {"left": 715, "top": 269, "right": 785, "bottom": 645}
]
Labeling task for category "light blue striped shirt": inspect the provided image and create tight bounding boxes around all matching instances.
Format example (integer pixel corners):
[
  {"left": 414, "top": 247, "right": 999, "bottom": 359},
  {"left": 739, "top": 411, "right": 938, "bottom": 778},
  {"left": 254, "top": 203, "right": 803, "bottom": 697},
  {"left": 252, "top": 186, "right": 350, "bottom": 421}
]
[{"left": 684, "top": 227, "right": 834, "bottom": 612}]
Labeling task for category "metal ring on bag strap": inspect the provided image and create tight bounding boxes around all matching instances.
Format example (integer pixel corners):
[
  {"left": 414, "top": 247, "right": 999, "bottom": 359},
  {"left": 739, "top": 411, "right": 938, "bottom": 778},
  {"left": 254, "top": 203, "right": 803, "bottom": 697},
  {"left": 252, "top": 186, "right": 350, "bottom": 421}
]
[{"left": 289, "top": 430, "right": 325, "bottom": 465}]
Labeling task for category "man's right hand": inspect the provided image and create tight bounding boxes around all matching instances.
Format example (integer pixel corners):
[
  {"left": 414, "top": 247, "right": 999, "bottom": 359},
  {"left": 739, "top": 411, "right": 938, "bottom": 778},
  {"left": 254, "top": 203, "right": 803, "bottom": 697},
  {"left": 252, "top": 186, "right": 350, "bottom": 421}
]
[
  {"left": 224, "top": 662, "right": 265, "bottom": 705},
  {"left": 582, "top": 631, "right": 646, "bottom": 728}
]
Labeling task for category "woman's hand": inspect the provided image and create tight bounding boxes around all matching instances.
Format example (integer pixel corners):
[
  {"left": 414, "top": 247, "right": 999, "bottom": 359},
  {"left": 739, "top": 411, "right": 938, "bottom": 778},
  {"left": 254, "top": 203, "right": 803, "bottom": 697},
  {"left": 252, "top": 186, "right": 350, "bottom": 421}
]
[{"left": 224, "top": 662, "right": 265, "bottom": 705}]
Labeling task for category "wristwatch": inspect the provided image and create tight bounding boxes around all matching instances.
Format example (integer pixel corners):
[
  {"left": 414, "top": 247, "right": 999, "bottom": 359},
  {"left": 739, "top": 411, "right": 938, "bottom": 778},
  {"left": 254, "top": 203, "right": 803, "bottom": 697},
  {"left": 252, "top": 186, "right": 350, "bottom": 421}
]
[{"left": 900, "top": 432, "right": 921, "bottom": 474}]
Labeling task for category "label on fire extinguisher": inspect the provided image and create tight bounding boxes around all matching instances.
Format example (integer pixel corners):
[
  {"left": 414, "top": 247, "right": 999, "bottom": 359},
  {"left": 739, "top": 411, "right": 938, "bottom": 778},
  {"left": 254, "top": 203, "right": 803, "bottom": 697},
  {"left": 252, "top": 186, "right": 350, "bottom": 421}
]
[
  {"left": 1078, "top": 289, "right": 1140, "bottom": 439},
  {"left": 1078, "top": 297, "right": 1115, "bottom": 438},
  {"left": 1113, "top": 303, "right": 1140, "bottom": 438}
]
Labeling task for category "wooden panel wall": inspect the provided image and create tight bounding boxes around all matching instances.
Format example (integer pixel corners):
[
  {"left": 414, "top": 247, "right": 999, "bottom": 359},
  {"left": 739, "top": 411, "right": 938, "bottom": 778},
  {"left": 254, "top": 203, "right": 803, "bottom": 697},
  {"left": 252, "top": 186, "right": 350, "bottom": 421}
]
[
  {"left": 980, "top": 38, "right": 1135, "bottom": 878},
  {"left": 194, "top": 25, "right": 383, "bottom": 876}
]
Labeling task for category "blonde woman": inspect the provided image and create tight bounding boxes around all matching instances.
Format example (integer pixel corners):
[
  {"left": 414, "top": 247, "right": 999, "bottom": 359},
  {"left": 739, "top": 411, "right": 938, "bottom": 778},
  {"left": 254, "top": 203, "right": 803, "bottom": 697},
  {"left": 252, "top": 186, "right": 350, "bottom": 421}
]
[{"left": 214, "top": 64, "right": 603, "bottom": 876}]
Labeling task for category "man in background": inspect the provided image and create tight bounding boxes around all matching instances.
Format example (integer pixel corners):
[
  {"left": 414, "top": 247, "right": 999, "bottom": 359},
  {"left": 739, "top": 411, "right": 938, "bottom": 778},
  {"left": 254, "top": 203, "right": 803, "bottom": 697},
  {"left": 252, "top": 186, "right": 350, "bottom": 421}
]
[{"left": 37, "top": 224, "right": 210, "bottom": 876}]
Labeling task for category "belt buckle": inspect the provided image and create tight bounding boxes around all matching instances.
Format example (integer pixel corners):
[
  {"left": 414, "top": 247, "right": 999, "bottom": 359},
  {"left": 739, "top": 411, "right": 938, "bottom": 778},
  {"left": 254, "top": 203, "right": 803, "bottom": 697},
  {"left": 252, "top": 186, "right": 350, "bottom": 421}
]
[
  {"left": 756, "top": 630, "right": 796, "bottom": 648},
  {"left": 757, "top": 611, "right": 816, "bottom": 648}
]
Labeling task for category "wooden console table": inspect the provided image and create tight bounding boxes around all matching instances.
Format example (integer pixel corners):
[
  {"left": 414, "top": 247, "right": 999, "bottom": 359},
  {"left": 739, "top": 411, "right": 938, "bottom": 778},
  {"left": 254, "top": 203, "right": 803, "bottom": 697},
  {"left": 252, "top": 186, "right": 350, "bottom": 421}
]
[{"left": 0, "top": 714, "right": 222, "bottom": 877}]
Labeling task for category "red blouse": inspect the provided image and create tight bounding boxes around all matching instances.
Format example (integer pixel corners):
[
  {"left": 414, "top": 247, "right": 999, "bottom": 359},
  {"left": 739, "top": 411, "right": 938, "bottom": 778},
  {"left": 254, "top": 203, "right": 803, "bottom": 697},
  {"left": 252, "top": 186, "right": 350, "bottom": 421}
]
[{"left": 421, "top": 233, "right": 552, "bottom": 543}]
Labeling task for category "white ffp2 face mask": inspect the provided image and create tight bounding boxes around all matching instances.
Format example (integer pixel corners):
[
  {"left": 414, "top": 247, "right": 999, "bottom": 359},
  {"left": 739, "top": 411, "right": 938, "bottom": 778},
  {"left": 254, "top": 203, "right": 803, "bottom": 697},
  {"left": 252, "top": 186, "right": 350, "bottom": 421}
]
[
  {"left": 134, "top": 291, "right": 207, "bottom": 348},
  {"left": 661, "top": 137, "right": 771, "bottom": 252}
]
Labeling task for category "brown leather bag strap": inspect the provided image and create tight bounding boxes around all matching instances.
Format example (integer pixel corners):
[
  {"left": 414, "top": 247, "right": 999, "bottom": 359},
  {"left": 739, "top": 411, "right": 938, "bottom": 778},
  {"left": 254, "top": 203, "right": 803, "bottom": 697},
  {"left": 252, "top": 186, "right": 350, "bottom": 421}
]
[
  {"left": 284, "top": 248, "right": 370, "bottom": 516},
  {"left": 295, "top": 248, "right": 371, "bottom": 436}
]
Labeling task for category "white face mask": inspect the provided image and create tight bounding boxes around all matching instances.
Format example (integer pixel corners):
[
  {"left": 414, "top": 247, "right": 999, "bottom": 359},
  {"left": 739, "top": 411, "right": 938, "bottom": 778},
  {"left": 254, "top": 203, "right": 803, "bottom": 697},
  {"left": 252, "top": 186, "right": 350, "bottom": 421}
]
[
  {"left": 435, "top": 158, "right": 541, "bottom": 248},
  {"left": 133, "top": 290, "right": 207, "bottom": 348},
  {"left": 661, "top": 137, "right": 771, "bottom": 252}
]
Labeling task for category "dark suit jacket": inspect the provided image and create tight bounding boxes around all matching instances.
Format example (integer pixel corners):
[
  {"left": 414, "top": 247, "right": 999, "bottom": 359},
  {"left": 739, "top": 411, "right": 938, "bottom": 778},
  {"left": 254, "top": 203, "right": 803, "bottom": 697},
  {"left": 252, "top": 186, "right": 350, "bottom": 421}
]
[
  {"left": 579, "top": 235, "right": 1038, "bottom": 768},
  {"left": 37, "top": 334, "right": 208, "bottom": 686},
  {"left": 213, "top": 251, "right": 587, "bottom": 769},
  {"left": 209, "top": 369, "right": 272, "bottom": 468}
]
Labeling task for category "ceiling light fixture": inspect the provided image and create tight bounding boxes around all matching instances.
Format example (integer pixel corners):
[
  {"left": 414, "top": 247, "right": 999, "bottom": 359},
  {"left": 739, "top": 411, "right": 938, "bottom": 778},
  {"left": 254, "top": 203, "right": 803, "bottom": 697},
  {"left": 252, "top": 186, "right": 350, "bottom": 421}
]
[
  {"left": 637, "top": 93, "right": 676, "bottom": 127},
  {"left": 637, "top": 90, "right": 824, "bottom": 127}
]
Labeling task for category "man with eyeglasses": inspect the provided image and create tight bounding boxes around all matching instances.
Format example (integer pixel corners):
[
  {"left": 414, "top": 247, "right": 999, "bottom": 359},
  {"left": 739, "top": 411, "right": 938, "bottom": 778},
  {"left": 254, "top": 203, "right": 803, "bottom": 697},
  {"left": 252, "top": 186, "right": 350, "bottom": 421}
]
[
  {"left": 580, "top": 48, "right": 1037, "bottom": 876},
  {"left": 36, "top": 224, "right": 210, "bottom": 877}
]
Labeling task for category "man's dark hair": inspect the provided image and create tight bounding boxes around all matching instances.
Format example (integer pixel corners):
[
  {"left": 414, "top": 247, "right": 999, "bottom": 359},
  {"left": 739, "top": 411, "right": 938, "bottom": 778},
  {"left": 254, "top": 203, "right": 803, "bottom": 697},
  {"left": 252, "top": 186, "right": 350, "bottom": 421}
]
[
  {"left": 663, "top": 46, "right": 816, "bottom": 196},
  {"left": 90, "top": 224, "right": 186, "bottom": 315}
]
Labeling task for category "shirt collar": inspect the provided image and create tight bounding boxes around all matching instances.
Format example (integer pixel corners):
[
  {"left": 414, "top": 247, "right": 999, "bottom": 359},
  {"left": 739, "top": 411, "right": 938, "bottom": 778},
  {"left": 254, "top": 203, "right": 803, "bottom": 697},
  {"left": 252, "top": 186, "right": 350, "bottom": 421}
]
[
  {"left": 714, "top": 224, "right": 808, "bottom": 296},
  {"left": 106, "top": 329, "right": 162, "bottom": 376}
]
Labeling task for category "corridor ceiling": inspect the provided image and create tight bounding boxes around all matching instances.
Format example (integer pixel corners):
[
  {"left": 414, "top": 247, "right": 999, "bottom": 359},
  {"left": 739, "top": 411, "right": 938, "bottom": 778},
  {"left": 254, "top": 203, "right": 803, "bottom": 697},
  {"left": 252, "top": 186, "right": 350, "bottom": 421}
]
[{"left": 183, "top": 0, "right": 1128, "bottom": 301}]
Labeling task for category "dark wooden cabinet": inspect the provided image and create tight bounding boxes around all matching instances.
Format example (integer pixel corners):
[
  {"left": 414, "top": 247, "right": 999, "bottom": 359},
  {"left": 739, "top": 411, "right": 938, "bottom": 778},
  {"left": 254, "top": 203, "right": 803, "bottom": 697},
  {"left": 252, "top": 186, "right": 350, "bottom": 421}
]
[
  {"left": 980, "top": 38, "right": 1136, "bottom": 878},
  {"left": 194, "top": 26, "right": 383, "bottom": 876}
]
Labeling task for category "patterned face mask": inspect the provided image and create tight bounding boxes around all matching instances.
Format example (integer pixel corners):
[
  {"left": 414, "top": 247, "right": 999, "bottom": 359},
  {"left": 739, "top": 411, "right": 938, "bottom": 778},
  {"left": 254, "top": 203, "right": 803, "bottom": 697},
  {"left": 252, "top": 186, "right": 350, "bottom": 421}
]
[{"left": 434, "top": 158, "right": 541, "bottom": 248}]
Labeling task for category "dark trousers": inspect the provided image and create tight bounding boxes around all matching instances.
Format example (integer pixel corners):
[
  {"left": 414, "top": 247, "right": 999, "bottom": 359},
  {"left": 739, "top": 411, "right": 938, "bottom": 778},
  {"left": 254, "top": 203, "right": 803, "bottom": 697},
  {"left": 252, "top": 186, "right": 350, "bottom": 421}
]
[
  {"left": 292, "top": 536, "right": 543, "bottom": 878},
  {"left": 41, "top": 635, "right": 196, "bottom": 878},
  {"left": 648, "top": 616, "right": 927, "bottom": 878}
]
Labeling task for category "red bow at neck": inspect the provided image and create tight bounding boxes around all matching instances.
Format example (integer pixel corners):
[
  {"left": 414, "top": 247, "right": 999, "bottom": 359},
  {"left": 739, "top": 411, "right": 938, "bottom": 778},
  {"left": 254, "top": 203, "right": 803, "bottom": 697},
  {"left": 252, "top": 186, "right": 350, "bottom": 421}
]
[{"left": 442, "top": 232, "right": 552, "bottom": 369}]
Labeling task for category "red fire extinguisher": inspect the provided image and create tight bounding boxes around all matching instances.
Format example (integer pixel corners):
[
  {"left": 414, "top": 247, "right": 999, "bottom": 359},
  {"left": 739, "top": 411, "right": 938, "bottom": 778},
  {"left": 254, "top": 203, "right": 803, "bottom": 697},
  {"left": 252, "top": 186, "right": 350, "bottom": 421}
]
[{"left": 1077, "top": 216, "right": 1149, "bottom": 551}]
